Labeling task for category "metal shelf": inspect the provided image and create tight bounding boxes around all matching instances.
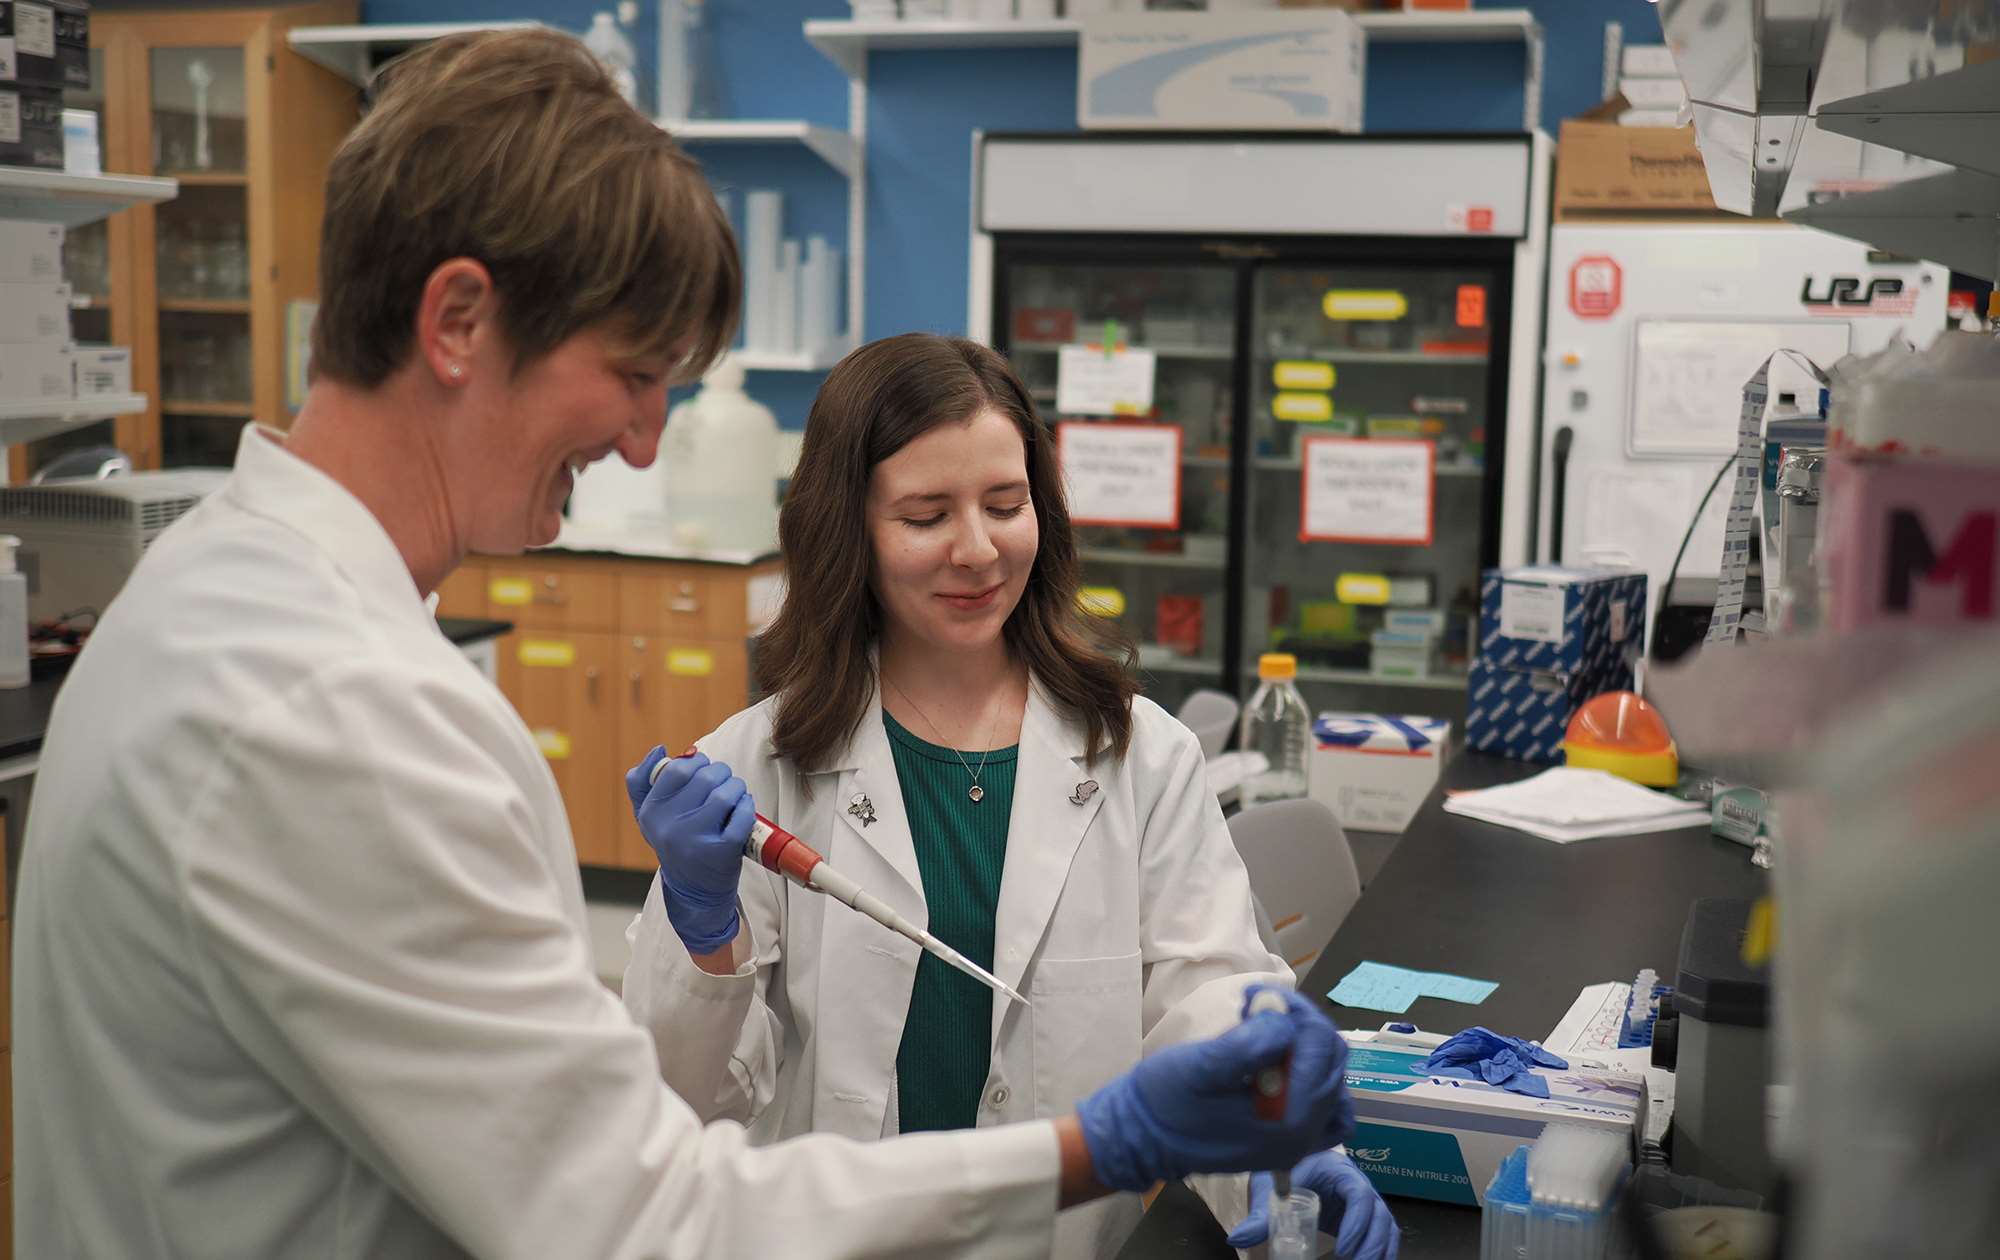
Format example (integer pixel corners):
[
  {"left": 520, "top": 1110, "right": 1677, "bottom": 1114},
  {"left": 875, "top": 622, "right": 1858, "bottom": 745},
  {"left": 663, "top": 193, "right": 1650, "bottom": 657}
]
[
  {"left": 734, "top": 342, "right": 853, "bottom": 373},
  {"left": 665, "top": 120, "right": 861, "bottom": 180},
  {"left": 0, "top": 393, "right": 149, "bottom": 446},
  {"left": 1078, "top": 545, "right": 1226, "bottom": 571},
  {"left": 0, "top": 168, "right": 177, "bottom": 229},
  {"left": 1014, "top": 340, "right": 1233, "bottom": 362},
  {"left": 1254, "top": 456, "right": 1484, "bottom": 478},
  {"left": 287, "top": 21, "right": 549, "bottom": 85},
  {"left": 1140, "top": 655, "right": 1223, "bottom": 677},
  {"left": 1296, "top": 664, "right": 1468, "bottom": 692},
  {"left": 1264, "top": 348, "right": 1488, "bottom": 366}
]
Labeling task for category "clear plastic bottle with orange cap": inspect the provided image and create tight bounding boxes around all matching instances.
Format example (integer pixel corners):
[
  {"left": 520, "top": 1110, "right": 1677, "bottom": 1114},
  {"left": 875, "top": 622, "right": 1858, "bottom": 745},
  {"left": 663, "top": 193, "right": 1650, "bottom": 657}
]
[{"left": 1240, "top": 653, "right": 1311, "bottom": 809}]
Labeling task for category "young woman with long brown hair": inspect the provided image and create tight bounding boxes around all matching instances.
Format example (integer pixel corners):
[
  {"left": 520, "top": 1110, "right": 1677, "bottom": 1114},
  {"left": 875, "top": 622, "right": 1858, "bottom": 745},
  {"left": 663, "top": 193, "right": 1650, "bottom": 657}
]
[{"left": 620, "top": 333, "right": 1397, "bottom": 1260}]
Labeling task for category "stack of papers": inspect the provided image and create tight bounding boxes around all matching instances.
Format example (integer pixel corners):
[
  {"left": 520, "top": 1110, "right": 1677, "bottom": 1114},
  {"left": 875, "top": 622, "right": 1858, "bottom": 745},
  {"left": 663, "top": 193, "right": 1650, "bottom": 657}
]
[
  {"left": 1442, "top": 767, "right": 1709, "bottom": 844},
  {"left": 1204, "top": 750, "right": 1269, "bottom": 804}
]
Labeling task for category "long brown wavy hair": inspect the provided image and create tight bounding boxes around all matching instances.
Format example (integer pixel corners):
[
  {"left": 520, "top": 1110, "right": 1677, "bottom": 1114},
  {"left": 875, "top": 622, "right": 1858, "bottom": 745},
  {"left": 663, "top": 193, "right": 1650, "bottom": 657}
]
[{"left": 757, "top": 334, "right": 1137, "bottom": 773}]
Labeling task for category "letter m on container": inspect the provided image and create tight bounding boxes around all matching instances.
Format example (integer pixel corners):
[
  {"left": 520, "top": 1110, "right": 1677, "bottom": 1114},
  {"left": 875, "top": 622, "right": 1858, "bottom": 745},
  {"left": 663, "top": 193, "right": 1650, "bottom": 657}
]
[{"left": 1822, "top": 453, "right": 2000, "bottom": 631}]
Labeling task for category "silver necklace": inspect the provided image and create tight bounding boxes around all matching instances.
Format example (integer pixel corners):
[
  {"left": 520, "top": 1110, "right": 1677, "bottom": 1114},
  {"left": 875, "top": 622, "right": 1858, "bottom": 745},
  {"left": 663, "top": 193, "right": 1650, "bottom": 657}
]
[{"left": 884, "top": 675, "right": 1004, "bottom": 803}]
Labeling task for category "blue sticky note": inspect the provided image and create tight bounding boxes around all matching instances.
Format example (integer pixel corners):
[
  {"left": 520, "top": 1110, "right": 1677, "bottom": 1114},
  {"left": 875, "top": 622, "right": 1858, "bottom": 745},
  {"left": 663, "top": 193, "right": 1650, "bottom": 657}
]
[
  {"left": 1417, "top": 972, "right": 1500, "bottom": 1005},
  {"left": 1328, "top": 962, "right": 1425, "bottom": 1014}
]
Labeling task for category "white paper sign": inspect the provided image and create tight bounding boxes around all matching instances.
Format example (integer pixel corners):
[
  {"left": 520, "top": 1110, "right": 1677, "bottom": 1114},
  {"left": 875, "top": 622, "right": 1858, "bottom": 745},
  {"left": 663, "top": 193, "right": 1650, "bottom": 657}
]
[
  {"left": 1499, "top": 583, "right": 1565, "bottom": 643},
  {"left": 1630, "top": 321, "right": 1849, "bottom": 457},
  {"left": 1300, "top": 438, "right": 1433, "bottom": 546},
  {"left": 1056, "top": 344, "right": 1157, "bottom": 417},
  {"left": 1059, "top": 422, "right": 1181, "bottom": 529}
]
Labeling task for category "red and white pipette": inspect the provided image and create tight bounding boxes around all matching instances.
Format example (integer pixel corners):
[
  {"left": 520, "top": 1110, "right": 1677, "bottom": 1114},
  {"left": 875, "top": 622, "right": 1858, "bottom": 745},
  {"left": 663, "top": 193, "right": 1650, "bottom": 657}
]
[{"left": 651, "top": 751, "right": 1031, "bottom": 1008}]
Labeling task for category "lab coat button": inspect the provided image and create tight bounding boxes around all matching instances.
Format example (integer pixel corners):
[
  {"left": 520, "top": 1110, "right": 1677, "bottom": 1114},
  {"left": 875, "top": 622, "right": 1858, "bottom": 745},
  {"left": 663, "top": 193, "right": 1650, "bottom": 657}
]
[{"left": 987, "top": 1084, "right": 1010, "bottom": 1108}]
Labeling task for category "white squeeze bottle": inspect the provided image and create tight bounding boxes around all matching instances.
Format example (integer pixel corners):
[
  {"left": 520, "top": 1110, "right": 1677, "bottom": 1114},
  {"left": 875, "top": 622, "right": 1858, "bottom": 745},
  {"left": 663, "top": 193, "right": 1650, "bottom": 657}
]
[
  {"left": 0, "top": 535, "right": 28, "bottom": 688},
  {"left": 1240, "top": 652, "right": 1309, "bottom": 809},
  {"left": 582, "top": 11, "right": 639, "bottom": 107},
  {"left": 662, "top": 353, "right": 780, "bottom": 554}
]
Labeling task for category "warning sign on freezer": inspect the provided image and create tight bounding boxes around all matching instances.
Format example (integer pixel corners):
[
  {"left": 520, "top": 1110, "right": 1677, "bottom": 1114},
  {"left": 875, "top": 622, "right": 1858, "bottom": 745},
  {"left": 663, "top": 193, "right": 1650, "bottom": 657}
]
[{"left": 1569, "top": 256, "right": 1621, "bottom": 320}]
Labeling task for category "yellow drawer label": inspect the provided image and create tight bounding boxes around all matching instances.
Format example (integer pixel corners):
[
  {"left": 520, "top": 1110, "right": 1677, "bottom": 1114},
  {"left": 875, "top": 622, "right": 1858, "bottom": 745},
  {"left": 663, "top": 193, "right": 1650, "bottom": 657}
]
[
  {"left": 1272, "top": 360, "right": 1335, "bottom": 391},
  {"left": 667, "top": 648, "right": 716, "bottom": 677},
  {"left": 1273, "top": 392, "right": 1334, "bottom": 423},
  {"left": 489, "top": 577, "right": 534, "bottom": 606},
  {"left": 1336, "top": 573, "right": 1391, "bottom": 605},
  {"left": 517, "top": 639, "right": 576, "bottom": 668},
  {"left": 1077, "top": 586, "right": 1126, "bottom": 618},
  {"left": 533, "top": 729, "right": 572, "bottom": 761},
  {"left": 1322, "top": 289, "right": 1408, "bottom": 321}
]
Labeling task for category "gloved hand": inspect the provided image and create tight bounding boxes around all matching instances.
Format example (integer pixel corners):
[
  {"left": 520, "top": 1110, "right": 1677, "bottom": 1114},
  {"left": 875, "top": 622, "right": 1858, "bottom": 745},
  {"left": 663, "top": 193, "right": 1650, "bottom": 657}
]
[
  {"left": 1075, "top": 986, "right": 1353, "bottom": 1193},
  {"left": 1227, "top": 1150, "right": 1400, "bottom": 1260},
  {"left": 1419, "top": 1026, "right": 1568, "bottom": 1099},
  {"left": 624, "top": 747, "right": 754, "bottom": 954}
]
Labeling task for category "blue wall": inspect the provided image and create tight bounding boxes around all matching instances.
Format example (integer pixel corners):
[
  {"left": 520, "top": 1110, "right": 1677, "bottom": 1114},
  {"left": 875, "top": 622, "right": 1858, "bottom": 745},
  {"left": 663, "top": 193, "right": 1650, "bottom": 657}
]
[{"left": 361, "top": 0, "right": 1667, "bottom": 426}]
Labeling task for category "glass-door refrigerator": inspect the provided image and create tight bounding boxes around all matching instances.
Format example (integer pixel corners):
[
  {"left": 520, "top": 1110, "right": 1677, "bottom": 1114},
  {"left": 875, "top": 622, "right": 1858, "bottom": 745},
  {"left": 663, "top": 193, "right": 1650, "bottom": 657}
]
[{"left": 973, "top": 132, "right": 1549, "bottom": 723}]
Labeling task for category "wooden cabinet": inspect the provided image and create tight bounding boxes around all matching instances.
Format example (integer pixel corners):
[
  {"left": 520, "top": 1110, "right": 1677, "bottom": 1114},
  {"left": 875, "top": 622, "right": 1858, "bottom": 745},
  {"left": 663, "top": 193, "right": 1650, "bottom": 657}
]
[
  {"left": 12, "top": 1, "right": 361, "bottom": 481},
  {"left": 456, "top": 552, "right": 776, "bottom": 870}
]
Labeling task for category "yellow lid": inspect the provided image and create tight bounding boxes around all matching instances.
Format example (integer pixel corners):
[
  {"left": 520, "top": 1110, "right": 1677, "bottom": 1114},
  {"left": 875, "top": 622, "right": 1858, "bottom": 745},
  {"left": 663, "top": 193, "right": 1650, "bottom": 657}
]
[{"left": 1257, "top": 653, "right": 1298, "bottom": 681}]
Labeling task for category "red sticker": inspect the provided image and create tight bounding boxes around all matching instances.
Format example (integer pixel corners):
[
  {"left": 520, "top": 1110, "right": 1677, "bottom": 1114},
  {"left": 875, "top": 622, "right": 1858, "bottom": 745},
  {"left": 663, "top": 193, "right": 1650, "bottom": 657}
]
[
  {"left": 1455, "top": 285, "right": 1487, "bottom": 328},
  {"left": 1569, "top": 255, "right": 1622, "bottom": 320},
  {"left": 1467, "top": 206, "right": 1495, "bottom": 233}
]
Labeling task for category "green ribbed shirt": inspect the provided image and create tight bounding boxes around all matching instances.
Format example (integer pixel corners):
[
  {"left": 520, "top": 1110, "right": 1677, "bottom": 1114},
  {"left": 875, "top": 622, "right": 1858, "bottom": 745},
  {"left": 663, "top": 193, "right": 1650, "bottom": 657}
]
[{"left": 883, "top": 711, "right": 1017, "bottom": 1134}]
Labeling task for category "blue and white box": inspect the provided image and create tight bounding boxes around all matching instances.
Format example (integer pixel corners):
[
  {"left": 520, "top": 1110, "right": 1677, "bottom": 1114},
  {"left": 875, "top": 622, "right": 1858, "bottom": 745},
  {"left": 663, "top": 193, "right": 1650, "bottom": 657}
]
[
  {"left": 1078, "top": 11, "right": 1364, "bottom": 133},
  {"left": 1465, "top": 658, "right": 1635, "bottom": 764},
  {"left": 1477, "top": 566, "right": 1647, "bottom": 676},
  {"left": 1308, "top": 713, "right": 1451, "bottom": 834}
]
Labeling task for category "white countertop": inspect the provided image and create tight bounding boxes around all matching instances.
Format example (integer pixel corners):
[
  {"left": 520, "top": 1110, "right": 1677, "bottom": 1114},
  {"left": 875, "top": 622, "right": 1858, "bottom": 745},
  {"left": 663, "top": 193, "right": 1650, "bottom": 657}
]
[{"left": 538, "top": 521, "right": 778, "bottom": 567}]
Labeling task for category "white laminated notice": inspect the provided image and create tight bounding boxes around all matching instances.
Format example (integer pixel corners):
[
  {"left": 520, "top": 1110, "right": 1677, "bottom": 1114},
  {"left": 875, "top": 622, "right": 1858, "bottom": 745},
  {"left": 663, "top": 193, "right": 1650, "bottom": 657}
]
[
  {"left": 14, "top": 3, "right": 53, "bottom": 59},
  {"left": 1705, "top": 351, "right": 1828, "bottom": 644},
  {"left": 0, "top": 37, "right": 16, "bottom": 83},
  {"left": 0, "top": 91, "right": 19, "bottom": 146},
  {"left": 1500, "top": 582, "right": 1565, "bottom": 644}
]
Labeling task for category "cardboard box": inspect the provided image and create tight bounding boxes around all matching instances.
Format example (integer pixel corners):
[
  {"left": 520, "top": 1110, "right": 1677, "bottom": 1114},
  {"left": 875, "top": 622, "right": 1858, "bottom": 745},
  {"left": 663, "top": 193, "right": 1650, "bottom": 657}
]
[
  {"left": 0, "top": 220, "right": 61, "bottom": 283},
  {"left": 1477, "top": 566, "right": 1646, "bottom": 675},
  {"left": 0, "top": 2, "right": 89, "bottom": 90},
  {"left": 1079, "top": 11, "right": 1364, "bottom": 132},
  {"left": 1465, "top": 657, "right": 1634, "bottom": 764},
  {"left": 1341, "top": 1031, "right": 1644, "bottom": 1206},
  {"left": 0, "top": 281, "right": 66, "bottom": 341},
  {"left": 1308, "top": 713, "right": 1451, "bottom": 833},
  {"left": 1555, "top": 116, "right": 1716, "bottom": 218},
  {"left": 0, "top": 339, "right": 70, "bottom": 399},
  {"left": 0, "top": 81, "right": 64, "bottom": 170},
  {"left": 1620, "top": 45, "right": 1680, "bottom": 79},
  {"left": 73, "top": 343, "right": 129, "bottom": 397}
]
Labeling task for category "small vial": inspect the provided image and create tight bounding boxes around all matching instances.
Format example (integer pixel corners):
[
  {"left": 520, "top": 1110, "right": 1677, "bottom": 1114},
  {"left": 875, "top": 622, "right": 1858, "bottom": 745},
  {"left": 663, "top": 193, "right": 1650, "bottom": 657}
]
[{"left": 1268, "top": 1186, "right": 1320, "bottom": 1260}]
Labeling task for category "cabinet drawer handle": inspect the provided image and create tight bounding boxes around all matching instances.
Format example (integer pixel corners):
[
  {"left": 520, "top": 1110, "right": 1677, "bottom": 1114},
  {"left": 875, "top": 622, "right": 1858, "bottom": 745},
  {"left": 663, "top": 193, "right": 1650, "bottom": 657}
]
[
  {"left": 630, "top": 672, "right": 643, "bottom": 706},
  {"left": 668, "top": 581, "right": 701, "bottom": 614},
  {"left": 585, "top": 666, "right": 600, "bottom": 703},
  {"left": 535, "top": 575, "right": 568, "bottom": 607}
]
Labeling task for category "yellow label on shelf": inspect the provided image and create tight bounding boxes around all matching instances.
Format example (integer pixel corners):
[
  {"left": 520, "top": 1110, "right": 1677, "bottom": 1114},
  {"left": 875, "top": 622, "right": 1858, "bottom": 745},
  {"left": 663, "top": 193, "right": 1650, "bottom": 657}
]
[
  {"left": 1077, "top": 586, "right": 1127, "bottom": 618},
  {"left": 489, "top": 577, "right": 533, "bottom": 606},
  {"left": 534, "top": 729, "right": 572, "bottom": 761},
  {"left": 1273, "top": 392, "right": 1335, "bottom": 423},
  {"left": 1273, "top": 360, "right": 1336, "bottom": 391},
  {"left": 1322, "top": 290, "right": 1409, "bottom": 321},
  {"left": 667, "top": 648, "right": 716, "bottom": 677},
  {"left": 1299, "top": 600, "right": 1355, "bottom": 636},
  {"left": 1336, "top": 574, "right": 1392, "bottom": 605},
  {"left": 518, "top": 639, "right": 576, "bottom": 668}
]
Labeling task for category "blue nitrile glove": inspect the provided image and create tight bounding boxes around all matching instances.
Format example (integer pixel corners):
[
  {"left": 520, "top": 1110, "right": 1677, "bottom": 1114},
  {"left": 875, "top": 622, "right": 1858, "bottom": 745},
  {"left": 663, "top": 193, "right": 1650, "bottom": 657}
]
[
  {"left": 1075, "top": 986, "right": 1353, "bottom": 1193},
  {"left": 1419, "top": 1027, "right": 1568, "bottom": 1099},
  {"left": 624, "top": 747, "right": 755, "bottom": 954},
  {"left": 1228, "top": 1150, "right": 1400, "bottom": 1260}
]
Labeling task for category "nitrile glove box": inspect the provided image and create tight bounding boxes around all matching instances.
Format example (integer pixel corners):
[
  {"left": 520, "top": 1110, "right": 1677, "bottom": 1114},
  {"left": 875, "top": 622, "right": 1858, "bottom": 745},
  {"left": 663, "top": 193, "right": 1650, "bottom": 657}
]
[
  {"left": 1340, "top": 1031, "right": 1644, "bottom": 1207},
  {"left": 1308, "top": 713, "right": 1451, "bottom": 834},
  {"left": 1465, "top": 658, "right": 1635, "bottom": 764},
  {"left": 1477, "top": 566, "right": 1646, "bottom": 675},
  {"left": 1078, "top": 11, "right": 1364, "bottom": 132}
]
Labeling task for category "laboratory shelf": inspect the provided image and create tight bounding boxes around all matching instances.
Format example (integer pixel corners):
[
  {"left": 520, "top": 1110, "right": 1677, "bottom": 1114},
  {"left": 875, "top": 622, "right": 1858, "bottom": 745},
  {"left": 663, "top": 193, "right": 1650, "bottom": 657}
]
[
  {"left": 0, "top": 168, "right": 177, "bottom": 229},
  {"left": 0, "top": 394, "right": 149, "bottom": 447},
  {"left": 1013, "top": 340, "right": 1234, "bottom": 361},
  {"left": 1264, "top": 348, "right": 1488, "bottom": 366},
  {"left": 1296, "top": 665, "right": 1468, "bottom": 692},
  {"left": 1253, "top": 456, "right": 1484, "bottom": 477},
  {"left": 665, "top": 120, "right": 861, "bottom": 180},
  {"left": 1141, "top": 656, "right": 1224, "bottom": 677},
  {"left": 734, "top": 342, "right": 853, "bottom": 373},
  {"left": 804, "top": 18, "right": 1079, "bottom": 80},
  {"left": 1078, "top": 546, "right": 1226, "bottom": 571},
  {"left": 1182, "top": 454, "right": 1230, "bottom": 469},
  {"left": 286, "top": 21, "right": 549, "bottom": 85}
]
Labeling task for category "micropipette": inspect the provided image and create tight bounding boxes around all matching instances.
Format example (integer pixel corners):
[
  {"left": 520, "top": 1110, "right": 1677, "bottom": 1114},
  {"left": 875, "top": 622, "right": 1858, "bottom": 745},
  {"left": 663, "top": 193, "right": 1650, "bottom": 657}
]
[{"left": 652, "top": 754, "right": 1031, "bottom": 1009}]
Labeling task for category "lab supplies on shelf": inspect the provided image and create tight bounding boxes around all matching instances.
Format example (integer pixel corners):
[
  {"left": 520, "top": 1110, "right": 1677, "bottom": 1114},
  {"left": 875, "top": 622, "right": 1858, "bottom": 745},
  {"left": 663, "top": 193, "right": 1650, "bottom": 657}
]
[{"left": 739, "top": 187, "right": 844, "bottom": 359}]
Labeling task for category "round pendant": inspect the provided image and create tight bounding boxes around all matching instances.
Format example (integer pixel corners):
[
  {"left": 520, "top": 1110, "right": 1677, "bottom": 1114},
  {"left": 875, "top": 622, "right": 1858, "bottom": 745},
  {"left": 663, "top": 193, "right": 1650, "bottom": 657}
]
[{"left": 968, "top": 784, "right": 985, "bottom": 803}]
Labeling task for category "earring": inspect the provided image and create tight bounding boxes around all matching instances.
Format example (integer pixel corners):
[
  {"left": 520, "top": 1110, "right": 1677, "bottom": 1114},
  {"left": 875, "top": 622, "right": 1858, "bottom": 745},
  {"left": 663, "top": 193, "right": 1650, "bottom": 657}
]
[{"left": 448, "top": 363, "right": 463, "bottom": 379}]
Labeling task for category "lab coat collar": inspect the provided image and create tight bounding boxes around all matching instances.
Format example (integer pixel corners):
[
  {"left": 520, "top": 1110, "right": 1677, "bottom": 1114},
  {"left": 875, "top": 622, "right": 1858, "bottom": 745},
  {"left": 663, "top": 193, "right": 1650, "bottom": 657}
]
[
  {"left": 822, "top": 679, "right": 928, "bottom": 910},
  {"left": 224, "top": 425, "right": 431, "bottom": 630}
]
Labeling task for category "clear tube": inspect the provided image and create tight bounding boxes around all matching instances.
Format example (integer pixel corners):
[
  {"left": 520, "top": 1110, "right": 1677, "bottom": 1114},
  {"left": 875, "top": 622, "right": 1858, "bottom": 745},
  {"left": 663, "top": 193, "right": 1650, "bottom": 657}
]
[{"left": 1268, "top": 1187, "right": 1320, "bottom": 1260}]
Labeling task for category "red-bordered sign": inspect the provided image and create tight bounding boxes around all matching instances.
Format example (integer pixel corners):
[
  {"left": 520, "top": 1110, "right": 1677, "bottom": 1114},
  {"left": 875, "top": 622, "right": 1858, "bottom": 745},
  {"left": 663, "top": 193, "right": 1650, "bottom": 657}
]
[
  {"left": 1058, "top": 420, "right": 1183, "bottom": 529},
  {"left": 1569, "top": 255, "right": 1622, "bottom": 319},
  {"left": 1299, "top": 437, "right": 1435, "bottom": 547}
]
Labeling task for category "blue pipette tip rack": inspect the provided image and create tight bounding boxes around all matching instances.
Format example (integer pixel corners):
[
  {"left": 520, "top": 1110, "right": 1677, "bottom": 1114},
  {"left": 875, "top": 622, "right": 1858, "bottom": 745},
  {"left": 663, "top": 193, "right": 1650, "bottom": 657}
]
[{"left": 1617, "top": 984, "right": 1673, "bottom": 1049}]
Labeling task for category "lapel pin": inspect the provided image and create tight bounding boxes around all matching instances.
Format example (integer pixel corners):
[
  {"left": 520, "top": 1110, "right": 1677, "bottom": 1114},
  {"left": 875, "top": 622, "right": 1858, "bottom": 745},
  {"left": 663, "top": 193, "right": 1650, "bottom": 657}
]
[
  {"left": 1069, "top": 780, "right": 1099, "bottom": 806},
  {"left": 847, "top": 793, "right": 877, "bottom": 826}
]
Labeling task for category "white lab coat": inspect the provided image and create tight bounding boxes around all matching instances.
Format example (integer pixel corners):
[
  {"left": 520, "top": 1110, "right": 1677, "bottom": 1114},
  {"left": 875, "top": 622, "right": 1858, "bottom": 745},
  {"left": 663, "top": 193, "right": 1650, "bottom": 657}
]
[
  {"left": 11, "top": 425, "right": 1065, "bottom": 1259},
  {"left": 623, "top": 678, "right": 1294, "bottom": 1259}
]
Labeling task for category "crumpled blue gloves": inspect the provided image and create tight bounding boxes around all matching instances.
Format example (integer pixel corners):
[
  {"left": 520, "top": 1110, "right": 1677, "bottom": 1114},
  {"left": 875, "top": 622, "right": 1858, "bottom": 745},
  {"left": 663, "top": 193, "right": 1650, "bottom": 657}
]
[
  {"left": 624, "top": 747, "right": 754, "bottom": 955},
  {"left": 1227, "top": 1150, "right": 1400, "bottom": 1260},
  {"left": 1075, "top": 987, "right": 1353, "bottom": 1194},
  {"left": 1419, "top": 1027, "right": 1568, "bottom": 1099}
]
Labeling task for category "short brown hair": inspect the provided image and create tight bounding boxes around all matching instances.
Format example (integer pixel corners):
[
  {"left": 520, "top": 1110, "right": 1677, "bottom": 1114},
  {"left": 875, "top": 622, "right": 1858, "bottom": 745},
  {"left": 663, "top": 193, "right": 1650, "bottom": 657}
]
[
  {"left": 311, "top": 28, "right": 738, "bottom": 387},
  {"left": 757, "top": 334, "right": 1137, "bottom": 773}
]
